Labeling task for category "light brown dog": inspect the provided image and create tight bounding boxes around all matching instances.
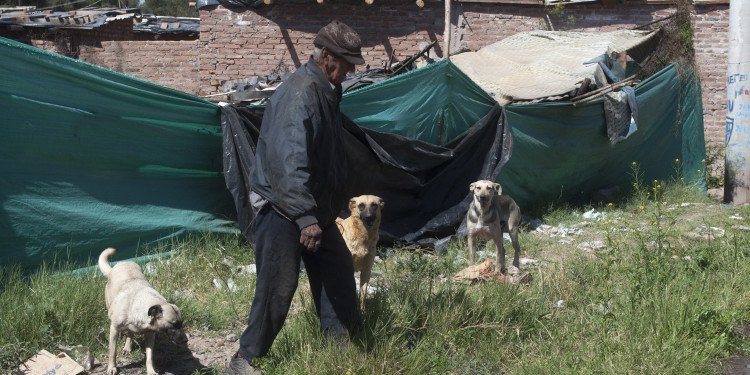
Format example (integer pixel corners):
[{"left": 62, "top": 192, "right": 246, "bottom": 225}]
[
  {"left": 98, "top": 248, "right": 188, "bottom": 375},
  {"left": 336, "top": 195, "right": 384, "bottom": 309},
  {"left": 466, "top": 180, "right": 521, "bottom": 273}
]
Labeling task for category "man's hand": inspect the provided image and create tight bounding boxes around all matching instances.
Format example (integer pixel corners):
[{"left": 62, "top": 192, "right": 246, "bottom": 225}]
[{"left": 300, "top": 223, "right": 322, "bottom": 252}]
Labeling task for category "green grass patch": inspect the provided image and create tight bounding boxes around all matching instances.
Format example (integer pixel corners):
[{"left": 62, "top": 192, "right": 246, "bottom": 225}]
[{"left": 2, "top": 183, "right": 750, "bottom": 374}]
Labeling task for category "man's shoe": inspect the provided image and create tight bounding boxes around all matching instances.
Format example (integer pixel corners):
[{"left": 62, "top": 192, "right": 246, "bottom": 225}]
[{"left": 223, "top": 353, "right": 262, "bottom": 375}]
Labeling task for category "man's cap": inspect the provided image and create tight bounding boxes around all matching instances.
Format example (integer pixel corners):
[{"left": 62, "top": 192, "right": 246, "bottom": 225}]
[{"left": 314, "top": 20, "right": 365, "bottom": 65}]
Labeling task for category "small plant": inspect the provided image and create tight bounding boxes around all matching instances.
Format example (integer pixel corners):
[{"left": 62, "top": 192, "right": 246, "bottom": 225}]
[{"left": 704, "top": 144, "right": 725, "bottom": 189}]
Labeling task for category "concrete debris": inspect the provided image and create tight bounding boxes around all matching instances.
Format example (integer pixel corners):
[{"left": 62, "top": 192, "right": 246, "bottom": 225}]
[
  {"left": 730, "top": 215, "right": 746, "bottom": 221},
  {"left": 732, "top": 225, "right": 750, "bottom": 231}
]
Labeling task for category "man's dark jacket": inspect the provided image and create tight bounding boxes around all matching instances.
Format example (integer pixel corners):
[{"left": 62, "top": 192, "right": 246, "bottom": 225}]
[{"left": 249, "top": 56, "right": 348, "bottom": 230}]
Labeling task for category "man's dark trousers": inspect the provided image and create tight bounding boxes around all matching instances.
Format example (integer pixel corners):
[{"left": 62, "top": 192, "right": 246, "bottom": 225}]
[{"left": 238, "top": 206, "right": 362, "bottom": 361}]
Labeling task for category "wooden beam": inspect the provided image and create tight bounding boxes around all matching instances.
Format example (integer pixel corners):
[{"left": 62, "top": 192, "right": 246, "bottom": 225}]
[{"left": 444, "top": 0, "right": 451, "bottom": 58}]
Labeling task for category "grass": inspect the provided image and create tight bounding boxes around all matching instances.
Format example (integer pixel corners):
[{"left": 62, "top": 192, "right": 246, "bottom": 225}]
[{"left": 2, "top": 179, "right": 750, "bottom": 374}]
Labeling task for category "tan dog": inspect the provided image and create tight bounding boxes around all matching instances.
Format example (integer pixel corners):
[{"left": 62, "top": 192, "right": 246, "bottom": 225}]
[
  {"left": 98, "top": 248, "right": 188, "bottom": 375},
  {"left": 336, "top": 195, "right": 384, "bottom": 309},
  {"left": 466, "top": 180, "right": 521, "bottom": 273}
]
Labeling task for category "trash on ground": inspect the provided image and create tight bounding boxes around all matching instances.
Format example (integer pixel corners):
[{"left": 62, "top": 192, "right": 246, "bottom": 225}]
[
  {"left": 56, "top": 345, "right": 96, "bottom": 371},
  {"left": 212, "top": 278, "right": 238, "bottom": 292},
  {"left": 578, "top": 240, "right": 606, "bottom": 252},
  {"left": 519, "top": 258, "right": 539, "bottom": 266},
  {"left": 535, "top": 224, "right": 583, "bottom": 237},
  {"left": 236, "top": 264, "right": 257, "bottom": 274},
  {"left": 18, "top": 349, "right": 85, "bottom": 375},
  {"left": 144, "top": 262, "right": 157, "bottom": 275},
  {"left": 685, "top": 225, "right": 725, "bottom": 240},
  {"left": 453, "top": 259, "right": 532, "bottom": 284},
  {"left": 582, "top": 208, "right": 603, "bottom": 220}
]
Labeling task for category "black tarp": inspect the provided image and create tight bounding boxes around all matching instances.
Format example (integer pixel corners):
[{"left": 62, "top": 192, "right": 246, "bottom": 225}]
[{"left": 221, "top": 103, "right": 512, "bottom": 251}]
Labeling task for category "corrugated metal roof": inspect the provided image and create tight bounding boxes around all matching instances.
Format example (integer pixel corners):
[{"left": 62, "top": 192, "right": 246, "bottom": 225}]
[
  {"left": 133, "top": 15, "right": 200, "bottom": 35},
  {"left": 0, "top": 7, "right": 137, "bottom": 29},
  {"left": 0, "top": 7, "right": 199, "bottom": 35}
]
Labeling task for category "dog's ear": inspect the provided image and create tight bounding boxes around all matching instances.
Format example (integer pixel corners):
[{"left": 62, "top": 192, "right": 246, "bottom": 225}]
[
  {"left": 469, "top": 182, "right": 476, "bottom": 191},
  {"left": 493, "top": 183, "right": 502, "bottom": 195},
  {"left": 378, "top": 197, "right": 384, "bottom": 208},
  {"left": 349, "top": 198, "right": 356, "bottom": 211},
  {"left": 148, "top": 305, "right": 163, "bottom": 319}
]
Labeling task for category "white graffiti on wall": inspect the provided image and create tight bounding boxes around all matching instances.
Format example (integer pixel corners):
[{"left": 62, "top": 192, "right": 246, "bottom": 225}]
[{"left": 727, "top": 73, "right": 749, "bottom": 169}]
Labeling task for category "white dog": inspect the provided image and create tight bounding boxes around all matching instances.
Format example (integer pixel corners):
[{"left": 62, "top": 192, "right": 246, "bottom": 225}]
[
  {"left": 98, "top": 248, "right": 188, "bottom": 375},
  {"left": 466, "top": 180, "right": 521, "bottom": 273}
]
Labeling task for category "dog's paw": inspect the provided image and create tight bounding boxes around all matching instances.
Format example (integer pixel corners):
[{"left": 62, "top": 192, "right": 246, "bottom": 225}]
[
  {"left": 121, "top": 347, "right": 131, "bottom": 355},
  {"left": 106, "top": 366, "right": 118, "bottom": 375}
]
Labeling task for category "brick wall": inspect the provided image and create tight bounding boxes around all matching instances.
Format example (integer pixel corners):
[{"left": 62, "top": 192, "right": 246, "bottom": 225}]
[
  {"left": 693, "top": 5, "right": 729, "bottom": 145},
  {"left": 2, "top": 17, "right": 201, "bottom": 95},
  {"left": 78, "top": 40, "right": 200, "bottom": 95},
  {"left": 197, "top": 3, "right": 445, "bottom": 97},
  {"left": 199, "top": 1, "right": 729, "bottom": 146}
]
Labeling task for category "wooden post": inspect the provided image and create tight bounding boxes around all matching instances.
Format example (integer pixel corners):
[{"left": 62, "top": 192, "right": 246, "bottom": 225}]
[{"left": 444, "top": 0, "right": 451, "bottom": 58}]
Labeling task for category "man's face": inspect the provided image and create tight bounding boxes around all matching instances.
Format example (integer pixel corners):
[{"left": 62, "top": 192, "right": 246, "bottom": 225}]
[{"left": 322, "top": 48, "right": 355, "bottom": 85}]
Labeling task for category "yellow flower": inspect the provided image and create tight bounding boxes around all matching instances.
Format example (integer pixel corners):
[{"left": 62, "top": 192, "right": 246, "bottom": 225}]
[
  {"left": 632, "top": 161, "right": 637, "bottom": 165},
  {"left": 698, "top": 169, "right": 702, "bottom": 173},
  {"left": 608, "top": 203, "right": 613, "bottom": 207},
  {"left": 657, "top": 185, "right": 661, "bottom": 189},
  {"left": 702, "top": 159, "right": 706, "bottom": 163},
  {"left": 639, "top": 206, "right": 644, "bottom": 210},
  {"left": 675, "top": 158, "right": 680, "bottom": 163}
]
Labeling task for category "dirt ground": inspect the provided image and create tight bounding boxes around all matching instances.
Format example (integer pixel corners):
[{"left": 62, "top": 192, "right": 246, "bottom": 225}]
[{"left": 85, "top": 328, "right": 238, "bottom": 375}]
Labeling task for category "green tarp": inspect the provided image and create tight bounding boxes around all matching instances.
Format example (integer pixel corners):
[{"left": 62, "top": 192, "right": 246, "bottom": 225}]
[
  {"left": 501, "top": 65, "right": 706, "bottom": 208},
  {"left": 0, "top": 36, "right": 705, "bottom": 270},
  {"left": 1, "top": 37, "right": 237, "bottom": 270}
]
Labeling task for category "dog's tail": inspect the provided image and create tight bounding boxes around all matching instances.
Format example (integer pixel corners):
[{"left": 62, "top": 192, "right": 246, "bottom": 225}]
[{"left": 98, "top": 248, "right": 117, "bottom": 277}]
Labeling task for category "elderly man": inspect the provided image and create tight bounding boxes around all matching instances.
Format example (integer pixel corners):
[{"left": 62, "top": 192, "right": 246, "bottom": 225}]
[{"left": 223, "top": 20, "right": 365, "bottom": 375}]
